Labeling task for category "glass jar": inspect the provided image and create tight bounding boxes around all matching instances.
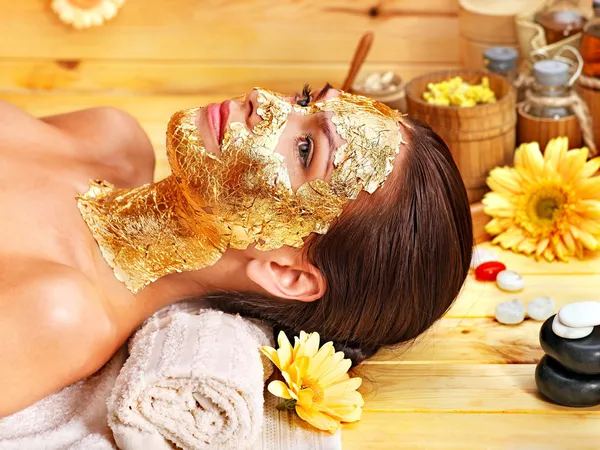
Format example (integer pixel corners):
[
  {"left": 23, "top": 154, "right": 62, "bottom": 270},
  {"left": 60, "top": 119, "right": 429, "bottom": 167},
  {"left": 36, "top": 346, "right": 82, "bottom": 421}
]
[
  {"left": 522, "top": 60, "right": 576, "bottom": 119},
  {"left": 483, "top": 47, "right": 519, "bottom": 82},
  {"left": 535, "top": 0, "right": 587, "bottom": 44}
]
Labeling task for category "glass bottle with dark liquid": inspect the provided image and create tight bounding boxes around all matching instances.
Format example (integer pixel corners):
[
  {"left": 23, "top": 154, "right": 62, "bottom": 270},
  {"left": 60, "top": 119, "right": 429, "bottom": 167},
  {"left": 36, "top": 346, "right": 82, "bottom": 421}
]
[
  {"left": 581, "top": 0, "right": 600, "bottom": 77},
  {"left": 535, "top": 0, "right": 587, "bottom": 45}
]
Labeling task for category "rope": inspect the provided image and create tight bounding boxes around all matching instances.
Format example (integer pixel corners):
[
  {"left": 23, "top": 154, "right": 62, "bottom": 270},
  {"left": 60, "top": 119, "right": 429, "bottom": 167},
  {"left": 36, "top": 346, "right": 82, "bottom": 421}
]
[
  {"left": 524, "top": 89, "right": 597, "bottom": 157},
  {"left": 579, "top": 74, "right": 600, "bottom": 90}
]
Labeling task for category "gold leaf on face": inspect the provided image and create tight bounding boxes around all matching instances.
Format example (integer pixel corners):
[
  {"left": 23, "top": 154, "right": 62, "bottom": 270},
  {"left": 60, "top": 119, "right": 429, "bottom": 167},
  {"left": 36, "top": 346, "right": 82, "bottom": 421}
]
[{"left": 77, "top": 89, "right": 403, "bottom": 292}]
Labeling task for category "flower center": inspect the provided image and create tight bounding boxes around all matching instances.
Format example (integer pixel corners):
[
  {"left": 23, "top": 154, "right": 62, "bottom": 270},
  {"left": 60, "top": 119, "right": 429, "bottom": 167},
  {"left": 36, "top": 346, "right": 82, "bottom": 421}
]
[
  {"left": 517, "top": 183, "right": 572, "bottom": 238},
  {"left": 302, "top": 378, "right": 324, "bottom": 403},
  {"left": 67, "top": 0, "right": 104, "bottom": 9},
  {"left": 536, "top": 197, "right": 560, "bottom": 220}
]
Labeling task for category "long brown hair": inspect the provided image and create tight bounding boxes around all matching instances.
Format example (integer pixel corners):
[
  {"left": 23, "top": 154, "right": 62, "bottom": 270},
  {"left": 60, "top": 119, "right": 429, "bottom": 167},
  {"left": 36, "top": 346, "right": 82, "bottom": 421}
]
[{"left": 204, "top": 118, "right": 472, "bottom": 365}]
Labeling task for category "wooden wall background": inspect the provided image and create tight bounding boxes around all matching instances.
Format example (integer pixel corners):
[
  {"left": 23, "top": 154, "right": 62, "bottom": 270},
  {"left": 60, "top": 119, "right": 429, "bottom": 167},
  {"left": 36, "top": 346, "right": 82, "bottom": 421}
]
[
  {"left": 0, "top": 0, "right": 463, "bottom": 177},
  {"left": 0, "top": 0, "right": 460, "bottom": 96}
]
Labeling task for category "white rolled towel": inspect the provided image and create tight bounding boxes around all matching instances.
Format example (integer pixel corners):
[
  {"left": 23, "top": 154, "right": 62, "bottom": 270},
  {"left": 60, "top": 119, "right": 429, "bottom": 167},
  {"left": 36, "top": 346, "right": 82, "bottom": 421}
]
[{"left": 107, "top": 302, "right": 274, "bottom": 450}]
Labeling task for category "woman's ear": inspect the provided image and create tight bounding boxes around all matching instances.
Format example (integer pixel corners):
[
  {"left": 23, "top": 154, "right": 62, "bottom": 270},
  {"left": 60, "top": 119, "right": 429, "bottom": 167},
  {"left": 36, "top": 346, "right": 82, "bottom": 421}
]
[{"left": 246, "top": 258, "right": 325, "bottom": 302}]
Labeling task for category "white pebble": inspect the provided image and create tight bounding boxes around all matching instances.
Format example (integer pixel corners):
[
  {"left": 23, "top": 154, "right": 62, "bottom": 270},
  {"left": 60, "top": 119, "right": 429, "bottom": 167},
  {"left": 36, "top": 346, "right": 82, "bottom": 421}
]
[
  {"left": 496, "top": 270, "right": 525, "bottom": 292},
  {"left": 557, "top": 301, "right": 600, "bottom": 328},
  {"left": 364, "top": 73, "right": 381, "bottom": 88},
  {"left": 470, "top": 247, "right": 498, "bottom": 269},
  {"left": 552, "top": 314, "right": 594, "bottom": 339},
  {"left": 495, "top": 299, "right": 525, "bottom": 325},
  {"left": 381, "top": 71, "right": 394, "bottom": 86},
  {"left": 527, "top": 296, "right": 555, "bottom": 321}
]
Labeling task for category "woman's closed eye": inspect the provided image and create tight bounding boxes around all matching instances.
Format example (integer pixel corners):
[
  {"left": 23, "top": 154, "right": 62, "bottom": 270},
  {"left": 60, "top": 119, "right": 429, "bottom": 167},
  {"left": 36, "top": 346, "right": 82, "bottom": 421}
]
[{"left": 296, "top": 135, "right": 314, "bottom": 169}]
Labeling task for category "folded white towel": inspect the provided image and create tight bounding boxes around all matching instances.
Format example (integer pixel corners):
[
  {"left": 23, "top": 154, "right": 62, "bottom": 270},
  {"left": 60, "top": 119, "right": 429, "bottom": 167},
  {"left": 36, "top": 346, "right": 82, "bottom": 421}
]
[
  {"left": 0, "top": 345, "right": 127, "bottom": 450},
  {"left": 107, "top": 303, "right": 275, "bottom": 450},
  {"left": 0, "top": 301, "right": 342, "bottom": 450}
]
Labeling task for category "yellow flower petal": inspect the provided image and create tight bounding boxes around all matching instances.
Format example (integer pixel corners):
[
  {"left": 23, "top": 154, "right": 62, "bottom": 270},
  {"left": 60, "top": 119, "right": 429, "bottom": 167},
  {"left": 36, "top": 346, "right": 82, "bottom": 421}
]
[
  {"left": 308, "top": 342, "right": 336, "bottom": 378},
  {"left": 296, "top": 388, "right": 315, "bottom": 408},
  {"left": 517, "top": 238, "right": 538, "bottom": 255},
  {"left": 319, "top": 358, "right": 352, "bottom": 386},
  {"left": 579, "top": 156, "right": 600, "bottom": 179},
  {"left": 261, "top": 345, "right": 280, "bottom": 369},
  {"left": 562, "top": 231, "right": 577, "bottom": 254},
  {"left": 323, "top": 377, "right": 363, "bottom": 397},
  {"left": 572, "top": 227, "right": 598, "bottom": 251},
  {"left": 482, "top": 192, "right": 515, "bottom": 218},
  {"left": 523, "top": 142, "right": 545, "bottom": 176},
  {"left": 536, "top": 238, "right": 549, "bottom": 257},
  {"left": 561, "top": 147, "right": 589, "bottom": 182},
  {"left": 276, "top": 331, "right": 293, "bottom": 370},
  {"left": 267, "top": 380, "right": 293, "bottom": 400},
  {"left": 296, "top": 404, "right": 341, "bottom": 433},
  {"left": 575, "top": 200, "right": 600, "bottom": 219},
  {"left": 578, "top": 218, "right": 600, "bottom": 235},
  {"left": 574, "top": 177, "right": 600, "bottom": 199},
  {"left": 295, "top": 332, "right": 321, "bottom": 359},
  {"left": 487, "top": 167, "right": 523, "bottom": 194}
]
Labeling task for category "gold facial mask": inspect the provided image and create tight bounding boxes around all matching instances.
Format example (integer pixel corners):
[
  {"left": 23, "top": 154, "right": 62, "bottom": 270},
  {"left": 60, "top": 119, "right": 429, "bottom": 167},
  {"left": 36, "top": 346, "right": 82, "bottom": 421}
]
[{"left": 77, "top": 89, "right": 404, "bottom": 293}]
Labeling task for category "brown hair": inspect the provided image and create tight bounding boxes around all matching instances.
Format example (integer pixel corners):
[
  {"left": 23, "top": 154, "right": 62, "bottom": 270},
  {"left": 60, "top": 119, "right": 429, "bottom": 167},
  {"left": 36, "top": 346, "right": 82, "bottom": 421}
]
[{"left": 204, "top": 118, "right": 472, "bottom": 365}]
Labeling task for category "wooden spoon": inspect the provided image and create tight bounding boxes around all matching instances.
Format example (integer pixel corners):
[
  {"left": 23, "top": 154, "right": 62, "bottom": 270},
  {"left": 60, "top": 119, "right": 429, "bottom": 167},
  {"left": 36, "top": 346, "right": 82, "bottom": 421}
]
[{"left": 341, "top": 31, "right": 374, "bottom": 92}]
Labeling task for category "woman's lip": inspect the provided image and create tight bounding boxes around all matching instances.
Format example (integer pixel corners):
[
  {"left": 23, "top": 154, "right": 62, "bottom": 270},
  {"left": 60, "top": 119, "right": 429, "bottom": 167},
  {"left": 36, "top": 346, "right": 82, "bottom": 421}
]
[
  {"left": 206, "top": 103, "right": 222, "bottom": 146},
  {"left": 206, "top": 100, "right": 231, "bottom": 147}
]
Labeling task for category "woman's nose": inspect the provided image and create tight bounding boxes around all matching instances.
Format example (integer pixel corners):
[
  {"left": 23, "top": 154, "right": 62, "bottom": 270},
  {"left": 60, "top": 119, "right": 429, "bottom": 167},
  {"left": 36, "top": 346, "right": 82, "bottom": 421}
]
[{"left": 242, "top": 89, "right": 262, "bottom": 130}]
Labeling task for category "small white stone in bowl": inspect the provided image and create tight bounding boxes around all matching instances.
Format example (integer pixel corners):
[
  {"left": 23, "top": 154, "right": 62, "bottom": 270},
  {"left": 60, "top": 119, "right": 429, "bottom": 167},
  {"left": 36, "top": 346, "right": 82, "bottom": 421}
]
[
  {"left": 495, "top": 298, "right": 525, "bottom": 325},
  {"left": 527, "top": 296, "right": 555, "bottom": 321},
  {"left": 470, "top": 247, "right": 498, "bottom": 269},
  {"left": 552, "top": 314, "right": 594, "bottom": 339},
  {"left": 496, "top": 270, "right": 525, "bottom": 292},
  {"left": 557, "top": 301, "right": 600, "bottom": 328},
  {"left": 381, "top": 71, "right": 394, "bottom": 86}
]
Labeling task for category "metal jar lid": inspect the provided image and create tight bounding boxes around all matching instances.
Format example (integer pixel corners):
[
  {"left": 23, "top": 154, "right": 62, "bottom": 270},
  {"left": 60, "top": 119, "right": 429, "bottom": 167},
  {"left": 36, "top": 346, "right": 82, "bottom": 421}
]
[
  {"left": 532, "top": 60, "right": 571, "bottom": 86},
  {"left": 483, "top": 47, "right": 519, "bottom": 73}
]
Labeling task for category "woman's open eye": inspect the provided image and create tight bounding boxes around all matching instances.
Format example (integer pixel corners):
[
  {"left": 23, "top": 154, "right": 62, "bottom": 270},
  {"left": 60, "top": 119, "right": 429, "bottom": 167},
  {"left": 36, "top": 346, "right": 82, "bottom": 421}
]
[{"left": 296, "top": 135, "right": 314, "bottom": 169}]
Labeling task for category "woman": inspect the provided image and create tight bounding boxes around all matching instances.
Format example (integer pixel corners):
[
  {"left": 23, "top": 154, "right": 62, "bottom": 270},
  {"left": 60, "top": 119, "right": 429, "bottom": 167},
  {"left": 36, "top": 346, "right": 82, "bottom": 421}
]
[{"left": 0, "top": 84, "right": 472, "bottom": 418}]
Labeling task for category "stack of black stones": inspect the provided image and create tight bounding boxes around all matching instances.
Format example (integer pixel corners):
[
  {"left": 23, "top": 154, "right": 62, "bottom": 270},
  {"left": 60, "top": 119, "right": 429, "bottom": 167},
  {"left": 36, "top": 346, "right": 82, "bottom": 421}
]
[{"left": 535, "top": 315, "right": 600, "bottom": 407}]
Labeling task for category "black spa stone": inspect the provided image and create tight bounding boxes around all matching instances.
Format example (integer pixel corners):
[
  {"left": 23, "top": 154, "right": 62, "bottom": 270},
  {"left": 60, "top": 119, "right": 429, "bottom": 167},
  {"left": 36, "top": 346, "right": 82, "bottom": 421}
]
[
  {"left": 539, "top": 314, "right": 600, "bottom": 375},
  {"left": 535, "top": 355, "right": 600, "bottom": 407}
]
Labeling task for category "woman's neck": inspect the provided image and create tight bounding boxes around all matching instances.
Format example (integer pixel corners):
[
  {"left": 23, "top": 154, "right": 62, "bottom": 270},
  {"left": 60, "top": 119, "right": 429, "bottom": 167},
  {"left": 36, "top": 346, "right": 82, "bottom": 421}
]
[{"left": 77, "top": 175, "right": 231, "bottom": 294}]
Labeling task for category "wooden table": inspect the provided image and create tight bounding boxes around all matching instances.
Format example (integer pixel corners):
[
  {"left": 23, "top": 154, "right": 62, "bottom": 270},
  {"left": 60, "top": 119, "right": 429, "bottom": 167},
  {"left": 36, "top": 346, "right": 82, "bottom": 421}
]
[{"left": 3, "top": 92, "right": 600, "bottom": 449}]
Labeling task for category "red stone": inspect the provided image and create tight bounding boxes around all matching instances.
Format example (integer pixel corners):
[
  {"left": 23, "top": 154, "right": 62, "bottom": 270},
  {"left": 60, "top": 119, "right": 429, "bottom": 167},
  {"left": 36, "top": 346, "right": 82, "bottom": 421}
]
[{"left": 474, "top": 261, "right": 507, "bottom": 281}]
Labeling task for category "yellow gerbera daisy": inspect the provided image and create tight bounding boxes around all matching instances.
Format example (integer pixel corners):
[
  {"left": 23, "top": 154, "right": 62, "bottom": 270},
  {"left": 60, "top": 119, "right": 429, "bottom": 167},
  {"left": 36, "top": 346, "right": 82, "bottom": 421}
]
[
  {"left": 51, "top": 0, "right": 125, "bottom": 29},
  {"left": 260, "top": 331, "right": 364, "bottom": 433},
  {"left": 483, "top": 137, "right": 600, "bottom": 262}
]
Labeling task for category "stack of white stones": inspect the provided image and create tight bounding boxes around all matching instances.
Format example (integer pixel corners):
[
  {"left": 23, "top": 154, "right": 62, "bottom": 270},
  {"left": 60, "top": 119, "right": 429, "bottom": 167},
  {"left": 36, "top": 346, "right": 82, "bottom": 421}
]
[{"left": 553, "top": 302, "right": 600, "bottom": 339}]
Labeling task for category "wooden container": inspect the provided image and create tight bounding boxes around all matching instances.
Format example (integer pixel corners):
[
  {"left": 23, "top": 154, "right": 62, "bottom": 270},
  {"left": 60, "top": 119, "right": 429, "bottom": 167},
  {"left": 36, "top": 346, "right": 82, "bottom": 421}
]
[
  {"left": 517, "top": 107, "right": 582, "bottom": 150},
  {"left": 577, "top": 82, "right": 600, "bottom": 149},
  {"left": 405, "top": 70, "right": 517, "bottom": 203},
  {"left": 458, "top": 0, "right": 542, "bottom": 69}
]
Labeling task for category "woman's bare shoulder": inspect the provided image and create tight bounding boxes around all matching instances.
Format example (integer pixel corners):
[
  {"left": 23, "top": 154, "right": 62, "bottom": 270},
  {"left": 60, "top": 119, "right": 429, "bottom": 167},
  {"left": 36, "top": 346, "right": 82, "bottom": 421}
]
[{"left": 0, "top": 262, "right": 117, "bottom": 417}]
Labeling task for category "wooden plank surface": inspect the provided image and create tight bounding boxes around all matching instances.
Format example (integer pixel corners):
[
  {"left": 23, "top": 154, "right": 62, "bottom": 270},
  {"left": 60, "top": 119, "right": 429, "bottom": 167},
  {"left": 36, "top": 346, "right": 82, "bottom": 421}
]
[
  {"left": 357, "top": 364, "right": 600, "bottom": 413},
  {"left": 371, "top": 318, "right": 543, "bottom": 364},
  {"left": 343, "top": 413, "right": 600, "bottom": 449},
  {"left": 0, "top": 59, "right": 460, "bottom": 95},
  {"left": 0, "top": 0, "right": 460, "bottom": 63}
]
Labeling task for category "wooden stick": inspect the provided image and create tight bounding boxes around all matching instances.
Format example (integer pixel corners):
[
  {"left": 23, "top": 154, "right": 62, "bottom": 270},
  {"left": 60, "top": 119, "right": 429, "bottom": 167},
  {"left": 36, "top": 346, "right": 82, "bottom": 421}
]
[{"left": 341, "top": 31, "right": 374, "bottom": 92}]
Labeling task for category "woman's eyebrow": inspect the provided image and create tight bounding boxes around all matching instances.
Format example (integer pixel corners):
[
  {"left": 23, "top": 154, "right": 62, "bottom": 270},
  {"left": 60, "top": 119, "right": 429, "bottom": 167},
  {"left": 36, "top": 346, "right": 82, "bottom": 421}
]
[{"left": 314, "top": 83, "right": 333, "bottom": 102}]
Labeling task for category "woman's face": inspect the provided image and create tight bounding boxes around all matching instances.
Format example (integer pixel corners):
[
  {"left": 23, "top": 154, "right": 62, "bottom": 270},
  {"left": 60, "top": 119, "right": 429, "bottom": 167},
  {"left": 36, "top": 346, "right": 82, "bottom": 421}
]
[
  {"left": 197, "top": 85, "right": 344, "bottom": 192},
  {"left": 166, "top": 86, "right": 404, "bottom": 251}
]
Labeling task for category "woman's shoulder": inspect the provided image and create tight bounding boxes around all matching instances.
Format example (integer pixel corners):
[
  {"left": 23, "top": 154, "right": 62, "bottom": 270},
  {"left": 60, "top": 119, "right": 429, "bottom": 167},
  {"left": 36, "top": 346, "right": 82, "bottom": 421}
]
[
  {"left": 1, "top": 261, "right": 112, "bottom": 339},
  {"left": 41, "top": 106, "right": 156, "bottom": 186}
]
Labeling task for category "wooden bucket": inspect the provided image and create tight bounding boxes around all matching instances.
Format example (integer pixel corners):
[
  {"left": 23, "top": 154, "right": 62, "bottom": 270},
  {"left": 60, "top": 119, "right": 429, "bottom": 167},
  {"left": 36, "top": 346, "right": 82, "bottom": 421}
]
[
  {"left": 517, "top": 107, "right": 582, "bottom": 151},
  {"left": 458, "top": 0, "right": 540, "bottom": 69},
  {"left": 405, "top": 70, "right": 517, "bottom": 203},
  {"left": 577, "top": 83, "right": 600, "bottom": 150}
]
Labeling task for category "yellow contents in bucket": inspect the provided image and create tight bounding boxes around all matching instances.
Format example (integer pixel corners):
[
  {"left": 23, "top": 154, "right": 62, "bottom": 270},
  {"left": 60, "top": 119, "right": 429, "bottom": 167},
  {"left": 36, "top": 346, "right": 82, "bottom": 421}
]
[{"left": 422, "top": 76, "right": 496, "bottom": 107}]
